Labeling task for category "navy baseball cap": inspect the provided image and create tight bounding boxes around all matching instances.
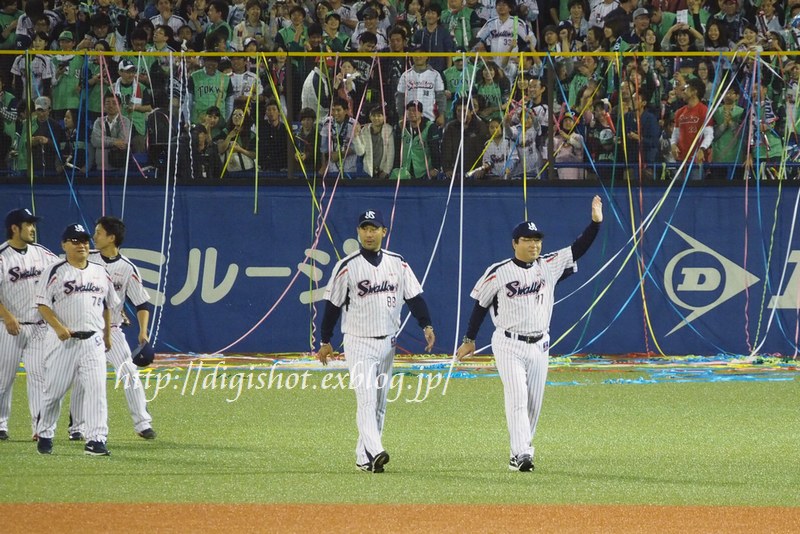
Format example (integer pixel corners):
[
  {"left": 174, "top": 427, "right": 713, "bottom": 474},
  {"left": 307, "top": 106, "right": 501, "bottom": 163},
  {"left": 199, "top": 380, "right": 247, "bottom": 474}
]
[
  {"left": 132, "top": 340, "right": 155, "bottom": 367},
  {"left": 512, "top": 221, "right": 544, "bottom": 240},
  {"left": 5, "top": 208, "right": 41, "bottom": 230},
  {"left": 358, "top": 209, "right": 385, "bottom": 228},
  {"left": 62, "top": 223, "right": 91, "bottom": 242}
]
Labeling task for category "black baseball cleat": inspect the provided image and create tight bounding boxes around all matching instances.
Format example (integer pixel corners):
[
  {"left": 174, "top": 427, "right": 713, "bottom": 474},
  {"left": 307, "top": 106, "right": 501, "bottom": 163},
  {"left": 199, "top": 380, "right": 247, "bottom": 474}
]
[
  {"left": 508, "top": 454, "right": 534, "bottom": 472},
  {"left": 356, "top": 462, "right": 383, "bottom": 473},
  {"left": 137, "top": 428, "right": 157, "bottom": 440},
  {"left": 370, "top": 450, "right": 390, "bottom": 473},
  {"left": 69, "top": 431, "right": 84, "bottom": 441},
  {"left": 0, "top": 430, "right": 8, "bottom": 440},
  {"left": 37, "top": 437, "right": 53, "bottom": 455},
  {"left": 84, "top": 440, "right": 111, "bottom": 456}
]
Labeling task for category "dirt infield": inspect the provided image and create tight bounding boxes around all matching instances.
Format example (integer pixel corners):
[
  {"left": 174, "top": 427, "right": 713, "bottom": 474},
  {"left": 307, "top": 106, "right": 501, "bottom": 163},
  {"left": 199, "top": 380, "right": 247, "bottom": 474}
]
[{"left": 4, "top": 503, "right": 800, "bottom": 533}]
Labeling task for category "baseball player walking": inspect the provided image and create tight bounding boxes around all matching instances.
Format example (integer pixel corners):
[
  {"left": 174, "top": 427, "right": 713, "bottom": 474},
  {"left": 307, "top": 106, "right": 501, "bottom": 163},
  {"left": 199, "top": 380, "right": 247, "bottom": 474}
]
[
  {"left": 317, "top": 210, "right": 435, "bottom": 473},
  {"left": 456, "top": 196, "right": 603, "bottom": 471},
  {"left": 0, "top": 209, "right": 59, "bottom": 441},
  {"left": 68, "top": 216, "right": 156, "bottom": 441},
  {"left": 35, "top": 224, "right": 120, "bottom": 456}
]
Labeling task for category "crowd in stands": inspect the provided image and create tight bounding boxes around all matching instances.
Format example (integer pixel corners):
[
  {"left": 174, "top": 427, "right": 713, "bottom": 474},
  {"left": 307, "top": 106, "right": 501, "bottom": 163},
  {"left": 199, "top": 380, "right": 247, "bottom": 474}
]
[{"left": 1, "top": 0, "right": 800, "bottom": 181}]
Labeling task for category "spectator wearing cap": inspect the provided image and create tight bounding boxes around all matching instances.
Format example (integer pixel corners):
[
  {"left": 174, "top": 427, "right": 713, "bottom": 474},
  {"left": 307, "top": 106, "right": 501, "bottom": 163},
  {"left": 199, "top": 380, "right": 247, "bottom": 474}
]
[
  {"left": 620, "top": 8, "right": 652, "bottom": 49},
  {"left": 322, "top": 13, "right": 351, "bottom": 52},
  {"left": 150, "top": 0, "right": 187, "bottom": 35},
  {"left": 231, "top": 0, "right": 268, "bottom": 51},
  {"left": 114, "top": 59, "right": 154, "bottom": 153},
  {"left": 228, "top": 52, "right": 262, "bottom": 100},
  {"left": 50, "top": 37, "right": 83, "bottom": 125},
  {"left": 91, "top": 92, "right": 135, "bottom": 171},
  {"left": 412, "top": 5, "right": 455, "bottom": 74},
  {"left": 352, "top": 7, "right": 388, "bottom": 50},
  {"left": 29, "top": 96, "right": 66, "bottom": 174},
  {"left": 179, "top": 123, "right": 222, "bottom": 180},
  {"left": 320, "top": 97, "right": 359, "bottom": 176},
  {"left": 50, "top": 0, "right": 86, "bottom": 47},
  {"left": 352, "top": 105, "right": 395, "bottom": 179},
  {"left": 441, "top": 0, "right": 483, "bottom": 52},
  {"left": 396, "top": 55, "right": 446, "bottom": 124},
  {"left": 187, "top": 55, "right": 234, "bottom": 124},
  {"left": 392, "top": 99, "right": 442, "bottom": 179},
  {"left": 10, "top": 31, "right": 53, "bottom": 102}
]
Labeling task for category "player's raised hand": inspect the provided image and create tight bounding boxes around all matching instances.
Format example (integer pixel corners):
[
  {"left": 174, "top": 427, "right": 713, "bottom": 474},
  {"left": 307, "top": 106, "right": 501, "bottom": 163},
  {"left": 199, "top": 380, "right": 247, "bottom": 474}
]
[
  {"left": 423, "top": 326, "right": 435, "bottom": 352},
  {"left": 591, "top": 195, "right": 603, "bottom": 223},
  {"left": 455, "top": 340, "right": 475, "bottom": 361},
  {"left": 317, "top": 343, "right": 335, "bottom": 366}
]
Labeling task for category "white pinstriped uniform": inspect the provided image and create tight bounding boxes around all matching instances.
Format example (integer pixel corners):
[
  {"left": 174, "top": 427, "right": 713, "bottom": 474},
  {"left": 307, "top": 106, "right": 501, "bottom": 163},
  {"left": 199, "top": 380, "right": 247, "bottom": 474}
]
[
  {"left": 476, "top": 16, "right": 535, "bottom": 78},
  {"left": 0, "top": 242, "right": 59, "bottom": 435},
  {"left": 35, "top": 261, "right": 120, "bottom": 442},
  {"left": 470, "top": 246, "right": 575, "bottom": 459},
  {"left": 324, "top": 249, "right": 424, "bottom": 465},
  {"left": 69, "top": 252, "right": 152, "bottom": 435},
  {"left": 396, "top": 67, "right": 445, "bottom": 121}
]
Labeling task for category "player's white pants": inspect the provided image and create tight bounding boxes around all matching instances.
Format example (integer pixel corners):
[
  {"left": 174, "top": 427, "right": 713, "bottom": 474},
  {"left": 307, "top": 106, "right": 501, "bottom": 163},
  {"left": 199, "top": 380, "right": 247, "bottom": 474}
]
[
  {"left": 344, "top": 334, "right": 394, "bottom": 465},
  {"left": 0, "top": 323, "right": 57, "bottom": 435},
  {"left": 492, "top": 330, "right": 550, "bottom": 459},
  {"left": 69, "top": 327, "right": 151, "bottom": 434},
  {"left": 37, "top": 334, "right": 108, "bottom": 442}
]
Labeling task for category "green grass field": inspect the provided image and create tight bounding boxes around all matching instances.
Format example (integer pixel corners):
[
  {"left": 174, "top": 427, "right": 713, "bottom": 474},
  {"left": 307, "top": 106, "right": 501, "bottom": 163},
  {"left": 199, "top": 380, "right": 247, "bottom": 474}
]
[{"left": 1, "top": 368, "right": 798, "bottom": 506}]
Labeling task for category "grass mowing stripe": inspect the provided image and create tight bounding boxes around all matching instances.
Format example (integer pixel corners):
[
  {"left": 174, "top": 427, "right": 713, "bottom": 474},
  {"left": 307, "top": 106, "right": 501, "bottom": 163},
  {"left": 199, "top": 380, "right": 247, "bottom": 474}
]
[{"left": 1, "top": 371, "right": 797, "bottom": 505}]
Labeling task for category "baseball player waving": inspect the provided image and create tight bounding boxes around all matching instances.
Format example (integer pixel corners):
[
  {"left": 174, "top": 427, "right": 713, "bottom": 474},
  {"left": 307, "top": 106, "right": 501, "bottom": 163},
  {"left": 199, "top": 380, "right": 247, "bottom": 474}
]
[
  {"left": 68, "top": 216, "right": 156, "bottom": 442},
  {"left": 35, "top": 224, "right": 120, "bottom": 456},
  {"left": 456, "top": 196, "right": 603, "bottom": 472},
  {"left": 317, "top": 209, "right": 435, "bottom": 474}
]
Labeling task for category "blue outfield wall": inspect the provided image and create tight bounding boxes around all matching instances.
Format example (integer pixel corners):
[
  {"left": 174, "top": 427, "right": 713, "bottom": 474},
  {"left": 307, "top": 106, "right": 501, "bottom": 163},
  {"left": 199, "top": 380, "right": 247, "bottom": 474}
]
[{"left": 3, "top": 183, "right": 800, "bottom": 356}]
